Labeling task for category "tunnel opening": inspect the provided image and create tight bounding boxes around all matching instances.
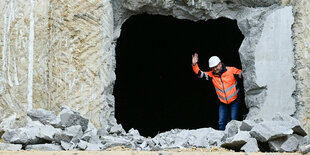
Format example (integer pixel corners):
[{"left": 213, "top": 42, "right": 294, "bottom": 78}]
[{"left": 114, "top": 14, "right": 246, "bottom": 137}]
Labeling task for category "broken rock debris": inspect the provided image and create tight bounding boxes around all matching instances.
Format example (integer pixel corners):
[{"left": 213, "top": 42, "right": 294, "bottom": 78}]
[{"left": 1, "top": 107, "right": 308, "bottom": 152}]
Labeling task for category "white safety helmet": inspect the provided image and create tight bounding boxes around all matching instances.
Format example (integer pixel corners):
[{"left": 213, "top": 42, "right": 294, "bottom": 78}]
[{"left": 208, "top": 56, "right": 221, "bottom": 68}]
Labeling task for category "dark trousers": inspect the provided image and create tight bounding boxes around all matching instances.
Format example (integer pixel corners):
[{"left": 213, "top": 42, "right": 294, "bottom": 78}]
[{"left": 218, "top": 99, "right": 240, "bottom": 130}]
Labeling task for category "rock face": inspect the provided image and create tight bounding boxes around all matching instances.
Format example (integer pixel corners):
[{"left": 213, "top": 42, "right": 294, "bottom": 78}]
[
  {"left": 0, "top": 0, "right": 116, "bottom": 131},
  {"left": 0, "top": 0, "right": 310, "bottom": 152}
]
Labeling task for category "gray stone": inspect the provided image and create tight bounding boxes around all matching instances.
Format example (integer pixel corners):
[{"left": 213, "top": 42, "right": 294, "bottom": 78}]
[
  {"left": 268, "top": 137, "right": 286, "bottom": 152},
  {"left": 272, "top": 113, "right": 307, "bottom": 136},
  {"left": 61, "top": 141, "right": 75, "bottom": 151},
  {"left": 77, "top": 140, "right": 88, "bottom": 150},
  {"left": 76, "top": 137, "right": 104, "bottom": 151},
  {"left": 300, "top": 144, "right": 310, "bottom": 154},
  {"left": 65, "top": 125, "right": 83, "bottom": 143},
  {"left": 59, "top": 107, "right": 89, "bottom": 132},
  {"left": 152, "top": 128, "right": 224, "bottom": 149},
  {"left": 240, "top": 138, "right": 259, "bottom": 152},
  {"left": 86, "top": 143, "right": 104, "bottom": 151},
  {"left": 153, "top": 129, "right": 189, "bottom": 148},
  {"left": 269, "top": 135, "right": 300, "bottom": 152},
  {"left": 88, "top": 135, "right": 101, "bottom": 144},
  {"left": 82, "top": 131, "right": 100, "bottom": 143},
  {"left": 27, "top": 108, "right": 57, "bottom": 125},
  {"left": 25, "top": 144, "right": 63, "bottom": 151},
  {"left": 240, "top": 120, "right": 256, "bottom": 131},
  {"left": 2, "top": 126, "right": 41, "bottom": 144},
  {"left": 221, "top": 131, "right": 251, "bottom": 150},
  {"left": 250, "top": 121, "right": 293, "bottom": 142},
  {"left": 81, "top": 122, "right": 99, "bottom": 143},
  {"left": 296, "top": 134, "right": 310, "bottom": 147},
  {"left": 37, "top": 125, "right": 58, "bottom": 141},
  {"left": 49, "top": 116, "right": 62, "bottom": 128},
  {"left": 54, "top": 125, "right": 83, "bottom": 143},
  {"left": 280, "top": 136, "right": 299, "bottom": 152},
  {"left": 224, "top": 120, "right": 242, "bottom": 138},
  {"left": 54, "top": 131, "right": 73, "bottom": 143},
  {"left": 139, "top": 141, "right": 148, "bottom": 149},
  {"left": 0, "top": 143, "right": 22, "bottom": 151},
  {"left": 101, "top": 135, "right": 134, "bottom": 149},
  {"left": 292, "top": 126, "right": 307, "bottom": 137},
  {"left": 109, "top": 124, "right": 126, "bottom": 135},
  {"left": 128, "top": 128, "right": 140, "bottom": 137},
  {"left": 191, "top": 128, "right": 225, "bottom": 147},
  {"left": 0, "top": 114, "right": 20, "bottom": 134}
]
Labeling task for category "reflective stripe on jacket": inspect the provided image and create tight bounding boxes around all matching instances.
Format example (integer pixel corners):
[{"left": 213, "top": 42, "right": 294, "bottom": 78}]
[{"left": 192, "top": 64, "right": 241, "bottom": 104}]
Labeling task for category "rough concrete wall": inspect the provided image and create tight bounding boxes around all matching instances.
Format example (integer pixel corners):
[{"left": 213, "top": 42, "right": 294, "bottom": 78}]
[
  {"left": 0, "top": 0, "right": 116, "bottom": 130},
  {"left": 254, "top": 6, "right": 295, "bottom": 119},
  {"left": 280, "top": 0, "right": 310, "bottom": 132}
]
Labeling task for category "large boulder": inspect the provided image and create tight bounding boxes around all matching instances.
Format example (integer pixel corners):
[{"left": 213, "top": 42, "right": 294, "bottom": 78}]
[
  {"left": 250, "top": 121, "right": 293, "bottom": 142},
  {"left": 2, "top": 121, "right": 44, "bottom": 144},
  {"left": 224, "top": 120, "right": 242, "bottom": 138}
]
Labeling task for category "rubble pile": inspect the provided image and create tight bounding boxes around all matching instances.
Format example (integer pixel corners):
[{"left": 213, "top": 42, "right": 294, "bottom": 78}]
[{"left": 1, "top": 107, "right": 309, "bottom": 153}]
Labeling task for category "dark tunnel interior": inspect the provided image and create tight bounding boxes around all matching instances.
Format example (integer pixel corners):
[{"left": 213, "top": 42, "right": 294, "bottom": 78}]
[{"left": 113, "top": 14, "right": 247, "bottom": 137}]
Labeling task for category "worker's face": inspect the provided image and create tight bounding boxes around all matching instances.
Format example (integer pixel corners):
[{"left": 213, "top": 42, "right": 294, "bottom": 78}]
[{"left": 212, "top": 62, "right": 222, "bottom": 74}]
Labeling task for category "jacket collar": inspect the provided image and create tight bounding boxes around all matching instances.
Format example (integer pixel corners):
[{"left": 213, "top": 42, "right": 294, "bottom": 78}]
[{"left": 213, "top": 63, "right": 227, "bottom": 76}]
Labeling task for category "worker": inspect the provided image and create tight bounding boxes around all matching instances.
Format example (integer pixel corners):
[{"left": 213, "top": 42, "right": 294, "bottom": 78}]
[{"left": 191, "top": 53, "right": 242, "bottom": 130}]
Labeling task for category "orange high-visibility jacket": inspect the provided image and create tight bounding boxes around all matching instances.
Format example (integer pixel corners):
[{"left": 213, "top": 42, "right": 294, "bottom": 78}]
[{"left": 192, "top": 64, "right": 242, "bottom": 104}]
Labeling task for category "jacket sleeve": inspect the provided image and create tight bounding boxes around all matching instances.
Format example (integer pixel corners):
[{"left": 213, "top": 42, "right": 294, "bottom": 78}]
[
  {"left": 192, "top": 64, "right": 209, "bottom": 80},
  {"left": 231, "top": 67, "right": 242, "bottom": 75}
]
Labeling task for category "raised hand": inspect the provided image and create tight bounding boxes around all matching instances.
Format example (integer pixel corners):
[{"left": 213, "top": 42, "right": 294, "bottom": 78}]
[{"left": 192, "top": 53, "right": 198, "bottom": 65}]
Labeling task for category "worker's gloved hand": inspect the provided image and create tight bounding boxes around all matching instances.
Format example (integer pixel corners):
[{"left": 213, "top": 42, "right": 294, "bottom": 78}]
[{"left": 192, "top": 53, "right": 198, "bottom": 65}]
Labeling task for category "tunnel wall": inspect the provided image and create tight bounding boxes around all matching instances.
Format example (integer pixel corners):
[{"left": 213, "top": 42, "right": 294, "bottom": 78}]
[
  {"left": 117, "top": 0, "right": 296, "bottom": 125},
  {"left": 0, "top": 0, "right": 117, "bottom": 131},
  {"left": 0, "top": 0, "right": 310, "bottom": 134}
]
